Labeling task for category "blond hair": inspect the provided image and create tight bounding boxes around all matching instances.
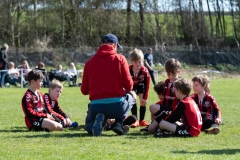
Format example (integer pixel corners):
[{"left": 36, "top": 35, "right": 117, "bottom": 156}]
[
  {"left": 8, "top": 62, "right": 15, "bottom": 68},
  {"left": 69, "top": 62, "right": 76, "bottom": 70},
  {"left": 49, "top": 79, "right": 63, "bottom": 90},
  {"left": 130, "top": 48, "right": 144, "bottom": 61},
  {"left": 3, "top": 43, "right": 9, "bottom": 50},
  {"left": 22, "top": 60, "right": 30, "bottom": 69}
]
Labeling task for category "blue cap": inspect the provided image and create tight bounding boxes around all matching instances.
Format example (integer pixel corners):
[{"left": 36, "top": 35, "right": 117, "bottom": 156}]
[{"left": 102, "top": 34, "right": 122, "bottom": 48}]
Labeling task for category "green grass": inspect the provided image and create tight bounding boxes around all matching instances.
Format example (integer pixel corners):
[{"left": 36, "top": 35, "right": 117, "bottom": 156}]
[{"left": 0, "top": 77, "right": 240, "bottom": 159}]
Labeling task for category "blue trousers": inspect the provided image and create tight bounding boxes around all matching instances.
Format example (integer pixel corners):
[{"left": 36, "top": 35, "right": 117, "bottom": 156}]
[
  {"left": 0, "top": 71, "right": 6, "bottom": 86},
  {"left": 85, "top": 93, "right": 135, "bottom": 134}
]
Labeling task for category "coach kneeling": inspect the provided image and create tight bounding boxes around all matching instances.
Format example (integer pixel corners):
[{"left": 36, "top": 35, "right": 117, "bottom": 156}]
[{"left": 80, "top": 33, "right": 134, "bottom": 136}]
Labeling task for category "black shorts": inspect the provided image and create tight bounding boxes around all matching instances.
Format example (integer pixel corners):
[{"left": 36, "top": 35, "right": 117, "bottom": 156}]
[
  {"left": 133, "top": 83, "right": 145, "bottom": 95},
  {"left": 30, "top": 117, "right": 44, "bottom": 131},
  {"left": 175, "top": 125, "right": 191, "bottom": 137}
]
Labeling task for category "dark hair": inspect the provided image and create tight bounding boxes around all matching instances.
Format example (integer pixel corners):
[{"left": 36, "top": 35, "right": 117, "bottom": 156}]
[
  {"left": 148, "top": 48, "right": 152, "bottom": 51},
  {"left": 27, "top": 70, "right": 44, "bottom": 83},
  {"left": 192, "top": 75, "right": 210, "bottom": 93},
  {"left": 154, "top": 81, "right": 165, "bottom": 95},
  {"left": 165, "top": 58, "right": 181, "bottom": 74},
  {"left": 38, "top": 62, "right": 45, "bottom": 68},
  {"left": 173, "top": 78, "right": 192, "bottom": 96}
]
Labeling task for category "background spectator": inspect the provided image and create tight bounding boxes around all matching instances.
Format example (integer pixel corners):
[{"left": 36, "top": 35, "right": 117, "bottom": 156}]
[
  {"left": 0, "top": 44, "right": 9, "bottom": 87},
  {"left": 6, "top": 62, "right": 27, "bottom": 86},
  {"left": 35, "top": 62, "right": 49, "bottom": 87},
  {"left": 66, "top": 62, "right": 77, "bottom": 86},
  {"left": 144, "top": 48, "right": 156, "bottom": 85}
]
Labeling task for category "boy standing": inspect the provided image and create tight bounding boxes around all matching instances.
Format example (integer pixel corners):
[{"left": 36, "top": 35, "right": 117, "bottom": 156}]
[
  {"left": 148, "top": 79, "right": 202, "bottom": 137},
  {"left": 21, "top": 70, "right": 63, "bottom": 132},
  {"left": 129, "top": 48, "right": 151, "bottom": 127}
]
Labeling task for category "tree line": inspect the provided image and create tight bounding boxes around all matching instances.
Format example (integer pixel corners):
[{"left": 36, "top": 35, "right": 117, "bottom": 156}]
[{"left": 0, "top": 0, "right": 239, "bottom": 52}]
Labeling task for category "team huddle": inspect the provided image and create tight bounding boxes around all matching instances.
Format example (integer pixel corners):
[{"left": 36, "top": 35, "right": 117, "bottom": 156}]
[{"left": 21, "top": 33, "right": 221, "bottom": 137}]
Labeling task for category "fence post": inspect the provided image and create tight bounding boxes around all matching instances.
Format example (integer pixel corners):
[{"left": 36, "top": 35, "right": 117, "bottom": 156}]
[{"left": 21, "top": 69, "right": 23, "bottom": 88}]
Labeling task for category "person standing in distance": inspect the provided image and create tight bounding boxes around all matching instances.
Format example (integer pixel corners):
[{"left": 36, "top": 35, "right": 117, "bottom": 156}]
[
  {"left": 0, "top": 43, "right": 9, "bottom": 87},
  {"left": 144, "top": 48, "right": 156, "bottom": 85},
  {"left": 81, "top": 33, "right": 135, "bottom": 136}
]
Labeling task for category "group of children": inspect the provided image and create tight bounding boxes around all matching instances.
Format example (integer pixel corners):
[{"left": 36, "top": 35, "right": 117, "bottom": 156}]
[
  {"left": 21, "top": 48, "right": 221, "bottom": 138},
  {"left": 21, "top": 70, "right": 77, "bottom": 132},
  {"left": 121, "top": 49, "right": 221, "bottom": 137}
]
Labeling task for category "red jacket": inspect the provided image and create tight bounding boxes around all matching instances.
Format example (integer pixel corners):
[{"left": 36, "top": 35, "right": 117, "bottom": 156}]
[{"left": 81, "top": 44, "right": 133, "bottom": 100}]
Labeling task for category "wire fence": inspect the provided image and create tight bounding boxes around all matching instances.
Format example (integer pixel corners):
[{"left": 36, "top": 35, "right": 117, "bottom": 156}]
[{"left": 6, "top": 45, "right": 240, "bottom": 67}]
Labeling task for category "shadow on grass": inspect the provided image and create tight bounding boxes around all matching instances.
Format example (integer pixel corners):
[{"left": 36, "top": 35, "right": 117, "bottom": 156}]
[
  {"left": 172, "top": 149, "right": 240, "bottom": 155},
  {"left": 0, "top": 125, "right": 85, "bottom": 133},
  {"left": 124, "top": 131, "right": 153, "bottom": 139},
  {"left": 15, "top": 132, "right": 131, "bottom": 138},
  {"left": 0, "top": 126, "right": 29, "bottom": 133}
]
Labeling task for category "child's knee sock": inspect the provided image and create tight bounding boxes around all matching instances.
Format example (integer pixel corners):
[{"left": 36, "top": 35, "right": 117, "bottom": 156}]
[
  {"left": 139, "top": 106, "right": 146, "bottom": 121},
  {"left": 131, "top": 104, "right": 137, "bottom": 118}
]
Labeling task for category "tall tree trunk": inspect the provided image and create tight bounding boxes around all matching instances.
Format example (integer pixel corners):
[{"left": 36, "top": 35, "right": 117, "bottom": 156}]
[
  {"left": 138, "top": 2, "right": 145, "bottom": 45},
  {"left": 192, "top": 0, "right": 200, "bottom": 31},
  {"left": 126, "top": 0, "right": 131, "bottom": 45},
  {"left": 220, "top": 0, "right": 226, "bottom": 38},
  {"left": 43, "top": 0, "right": 46, "bottom": 42},
  {"left": 60, "top": 0, "right": 65, "bottom": 45},
  {"left": 153, "top": 0, "right": 161, "bottom": 44},
  {"left": 34, "top": 0, "right": 38, "bottom": 39},
  {"left": 10, "top": 0, "right": 15, "bottom": 47},
  {"left": 216, "top": 0, "right": 223, "bottom": 37},
  {"left": 206, "top": 0, "right": 213, "bottom": 38},
  {"left": 178, "top": 0, "right": 191, "bottom": 42},
  {"left": 16, "top": 0, "right": 21, "bottom": 59}
]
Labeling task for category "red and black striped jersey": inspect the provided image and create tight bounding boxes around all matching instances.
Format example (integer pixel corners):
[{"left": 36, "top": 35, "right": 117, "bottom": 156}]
[
  {"left": 129, "top": 65, "right": 150, "bottom": 100},
  {"left": 43, "top": 93, "right": 67, "bottom": 120},
  {"left": 165, "top": 97, "right": 202, "bottom": 137},
  {"left": 190, "top": 93, "right": 220, "bottom": 120},
  {"left": 162, "top": 79, "right": 178, "bottom": 110},
  {"left": 21, "top": 89, "right": 48, "bottom": 129}
]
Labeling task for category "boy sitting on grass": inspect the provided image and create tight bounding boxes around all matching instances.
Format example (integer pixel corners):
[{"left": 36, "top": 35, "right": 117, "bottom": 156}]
[
  {"left": 148, "top": 78, "right": 202, "bottom": 137},
  {"left": 21, "top": 70, "right": 63, "bottom": 132},
  {"left": 140, "top": 81, "right": 165, "bottom": 132},
  {"left": 43, "top": 79, "right": 78, "bottom": 127}
]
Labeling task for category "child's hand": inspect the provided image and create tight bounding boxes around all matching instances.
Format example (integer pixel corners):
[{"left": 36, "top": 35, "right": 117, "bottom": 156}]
[
  {"left": 47, "top": 114, "right": 55, "bottom": 121},
  {"left": 63, "top": 119, "right": 67, "bottom": 127},
  {"left": 140, "top": 99, "right": 147, "bottom": 106},
  {"left": 129, "top": 91, "right": 137, "bottom": 101},
  {"left": 107, "top": 119, "right": 115, "bottom": 126},
  {"left": 65, "top": 118, "right": 72, "bottom": 126},
  {"left": 215, "top": 118, "right": 221, "bottom": 124},
  {"left": 151, "top": 114, "right": 156, "bottom": 121}
]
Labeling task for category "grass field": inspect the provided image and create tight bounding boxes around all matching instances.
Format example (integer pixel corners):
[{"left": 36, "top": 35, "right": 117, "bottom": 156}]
[{"left": 0, "top": 76, "right": 240, "bottom": 160}]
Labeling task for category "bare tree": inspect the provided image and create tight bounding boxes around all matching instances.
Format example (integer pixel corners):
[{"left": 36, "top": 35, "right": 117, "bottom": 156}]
[
  {"left": 126, "top": 0, "right": 132, "bottom": 45},
  {"left": 138, "top": 1, "right": 145, "bottom": 45}
]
